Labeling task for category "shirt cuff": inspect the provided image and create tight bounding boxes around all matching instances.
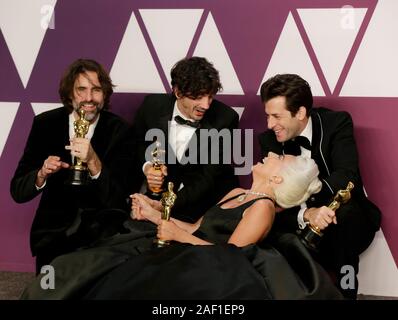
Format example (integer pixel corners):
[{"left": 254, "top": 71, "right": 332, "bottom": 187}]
[
  {"left": 89, "top": 170, "right": 101, "bottom": 180},
  {"left": 142, "top": 161, "right": 152, "bottom": 174},
  {"left": 297, "top": 206, "right": 308, "bottom": 229},
  {"left": 35, "top": 180, "right": 47, "bottom": 191}
]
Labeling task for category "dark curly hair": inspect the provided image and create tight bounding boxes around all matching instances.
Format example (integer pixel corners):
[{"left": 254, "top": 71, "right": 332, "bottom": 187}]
[
  {"left": 260, "top": 74, "right": 313, "bottom": 116},
  {"left": 170, "top": 56, "right": 222, "bottom": 98},
  {"left": 59, "top": 59, "right": 114, "bottom": 112}
]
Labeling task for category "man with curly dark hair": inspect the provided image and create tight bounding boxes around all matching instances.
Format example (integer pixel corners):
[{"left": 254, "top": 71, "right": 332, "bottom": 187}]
[
  {"left": 11, "top": 59, "right": 133, "bottom": 273},
  {"left": 131, "top": 56, "right": 239, "bottom": 223}
]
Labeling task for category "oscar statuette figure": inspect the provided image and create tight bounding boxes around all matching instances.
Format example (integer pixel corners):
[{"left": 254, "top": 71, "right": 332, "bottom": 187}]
[
  {"left": 66, "top": 109, "right": 90, "bottom": 185},
  {"left": 148, "top": 141, "right": 165, "bottom": 198},
  {"left": 299, "top": 181, "right": 354, "bottom": 251},
  {"left": 156, "top": 182, "right": 177, "bottom": 247}
]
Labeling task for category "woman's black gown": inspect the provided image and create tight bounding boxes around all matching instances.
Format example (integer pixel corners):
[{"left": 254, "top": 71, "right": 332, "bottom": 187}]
[{"left": 21, "top": 194, "right": 342, "bottom": 299}]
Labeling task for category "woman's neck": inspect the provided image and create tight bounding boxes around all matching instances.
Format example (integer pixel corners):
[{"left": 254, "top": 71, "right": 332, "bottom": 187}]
[
  {"left": 237, "top": 181, "right": 275, "bottom": 203},
  {"left": 249, "top": 181, "right": 274, "bottom": 197}
]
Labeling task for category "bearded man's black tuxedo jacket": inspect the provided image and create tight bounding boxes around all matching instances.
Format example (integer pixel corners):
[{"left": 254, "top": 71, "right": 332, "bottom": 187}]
[
  {"left": 11, "top": 107, "right": 134, "bottom": 265},
  {"left": 131, "top": 94, "right": 239, "bottom": 223}
]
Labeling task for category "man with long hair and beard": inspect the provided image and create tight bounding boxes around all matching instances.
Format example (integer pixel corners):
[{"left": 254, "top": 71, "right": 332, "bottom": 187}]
[{"left": 11, "top": 59, "right": 133, "bottom": 274}]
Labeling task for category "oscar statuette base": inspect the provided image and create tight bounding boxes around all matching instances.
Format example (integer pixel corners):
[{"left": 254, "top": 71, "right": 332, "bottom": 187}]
[
  {"left": 155, "top": 238, "right": 170, "bottom": 248},
  {"left": 148, "top": 190, "right": 163, "bottom": 201},
  {"left": 298, "top": 225, "right": 323, "bottom": 253},
  {"left": 66, "top": 166, "right": 88, "bottom": 186}
]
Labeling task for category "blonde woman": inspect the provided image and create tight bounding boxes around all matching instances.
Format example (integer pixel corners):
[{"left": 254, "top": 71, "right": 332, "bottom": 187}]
[{"left": 131, "top": 153, "right": 324, "bottom": 247}]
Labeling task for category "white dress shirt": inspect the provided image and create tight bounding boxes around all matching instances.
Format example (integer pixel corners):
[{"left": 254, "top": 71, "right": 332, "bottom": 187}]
[
  {"left": 169, "top": 102, "right": 197, "bottom": 162},
  {"left": 142, "top": 101, "right": 197, "bottom": 192}
]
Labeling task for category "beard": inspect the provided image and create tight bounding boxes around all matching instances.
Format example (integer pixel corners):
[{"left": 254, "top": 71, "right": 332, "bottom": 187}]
[{"left": 72, "top": 100, "right": 104, "bottom": 122}]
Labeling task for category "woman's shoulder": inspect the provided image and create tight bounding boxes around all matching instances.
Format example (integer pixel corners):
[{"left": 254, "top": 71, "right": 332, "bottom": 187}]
[
  {"left": 217, "top": 188, "right": 246, "bottom": 204},
  {"left": 243, "top": 197, "right": 275, "bottom": 218},
  {"left": 251, "top": 197, "right": 275, "bottom": 208}
]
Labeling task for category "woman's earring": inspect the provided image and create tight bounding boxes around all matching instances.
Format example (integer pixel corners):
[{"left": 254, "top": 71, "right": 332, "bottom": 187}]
[{"left": 272, "top": 176, "right": 283, "bottom": 184}]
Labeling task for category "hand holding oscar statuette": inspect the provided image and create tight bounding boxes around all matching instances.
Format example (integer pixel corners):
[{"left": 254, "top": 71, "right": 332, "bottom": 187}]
[
  {"left": 156, "top": 182, "right": 177, "bottom": 247},
  {"left": 66, "top": 109, "right": 90, "bottom": 185},
  {"left": 299, "top": 182, "right": 354, "bottom": 251}
]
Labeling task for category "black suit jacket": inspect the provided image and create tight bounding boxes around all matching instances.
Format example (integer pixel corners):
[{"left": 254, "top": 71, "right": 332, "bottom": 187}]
[
  {"left": 259, "top": 107, "right": 381, "bottom": 233},
  {"left": 131, "top": 94, "right": 239, "bottom": 222},
  {"left": 10, "top": 107, "right": 134, "bottom": 256}
]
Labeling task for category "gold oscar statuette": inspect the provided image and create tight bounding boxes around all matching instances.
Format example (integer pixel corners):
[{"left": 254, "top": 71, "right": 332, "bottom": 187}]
[
  {"left": 299, "top": 182, "right": 354, "bottom": 251},
  {"left": 156, "top": 182, "right": 177, "bottom": 247},
  {"left": 66, "top": 109, "right": 90, "bottom": 185},
  {"left": 148, "top": 141, "right": 165, "bottom": 197}
]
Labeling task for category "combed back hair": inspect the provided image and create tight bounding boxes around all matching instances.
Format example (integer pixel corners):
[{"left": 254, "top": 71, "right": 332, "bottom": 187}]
[
  {"left": 59, "top": 59, "right": 114, "bottom": 112},
  {"left": 170, "top": 56, "right": 222, "bottom": 98},
  {"left": 260, "top": 74, "right": 313, "bottom": 116},
  {"left": 274, "top": 156, "right": 322, "bottom": 208}
]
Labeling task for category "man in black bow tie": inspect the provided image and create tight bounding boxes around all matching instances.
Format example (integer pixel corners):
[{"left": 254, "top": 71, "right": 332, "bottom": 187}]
[
  {"left": 173, "top": 115, "right": 201, "bottom": 128},
  {"left": 258, "top": 74, "right": 381, "bottom": 299},
  {"left": 131, "top": 57, "right": 239, "bottom": 223}
]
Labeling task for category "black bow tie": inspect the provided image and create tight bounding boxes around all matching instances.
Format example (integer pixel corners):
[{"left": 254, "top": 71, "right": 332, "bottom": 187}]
[
  {"left": 174, "top": 115, "right": 201, "bottom": 128},
  {"left": 283, "top": 136, "right": 311, "bottom": 155}
]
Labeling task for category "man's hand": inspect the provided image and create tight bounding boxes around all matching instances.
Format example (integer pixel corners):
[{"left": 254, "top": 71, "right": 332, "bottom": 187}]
[
  {"left": 65, "top": 137, "right": 102, "bottom": 175},
  {"left": 133, "top": 193, "right": 162, "bottom": 211},
  {"left": 304, "top": 206, "right": 337, "bottom": 231},
  {"left": 36, "top": 156, "right": 69, "bottom": 187},
  {"left": 144, "top": 163, "right": 167, "bottom": 191},
  {"left": 130, "top": 193, "right": 162, "bottom": 224}
]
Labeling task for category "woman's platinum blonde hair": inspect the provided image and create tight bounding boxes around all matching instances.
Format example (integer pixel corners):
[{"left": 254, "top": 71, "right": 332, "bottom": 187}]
[{"left": 274, "top": 156, "right": 322, "bottom": 208}]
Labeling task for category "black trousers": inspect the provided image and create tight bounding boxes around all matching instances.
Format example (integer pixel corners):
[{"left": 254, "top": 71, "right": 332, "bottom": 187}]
[
  {"left": 270, "top": 200, "right": 378, "bottom": 300},
  {"left": 317, "top": 201, "right": 377, "bottom": 299}
]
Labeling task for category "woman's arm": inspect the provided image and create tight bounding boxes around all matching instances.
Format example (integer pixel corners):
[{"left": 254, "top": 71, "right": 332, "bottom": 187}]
[
  {"left": 228, "top": 199, "right": 275, "bottom": 247},
  {"left": 157, "top": 220, "right": 211, "bottom": 245},
  {"left": 131, "top": 193, "right": 201, "bottom": 233},
  {"left": 158, "top": 198, "right": 275, "bottom": 247}
]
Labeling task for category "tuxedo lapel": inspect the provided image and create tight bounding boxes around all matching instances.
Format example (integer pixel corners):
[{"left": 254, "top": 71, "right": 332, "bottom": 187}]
[
  {"left": 310, "top": 110, "right": 329, "bottom": 177},
  {"left": 52, "top": 110, "right": 72, "bottom": 164},
  {"left": 91, "top": 114, "right": 109, "bottom": 158},
  {"left": 62, "top": 116, "right": 72, "bottom": 163},
  {"left": 157, "top": 114, "right": 171, "bottom": 139},
  {"left": 157, "top": 98, "right": 174, "bottom": 162}
]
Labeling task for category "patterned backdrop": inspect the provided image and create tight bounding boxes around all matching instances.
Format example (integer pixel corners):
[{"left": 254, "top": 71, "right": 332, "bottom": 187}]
[{"left": 0, "top": 0, "right": 397, "bottom": 295}]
